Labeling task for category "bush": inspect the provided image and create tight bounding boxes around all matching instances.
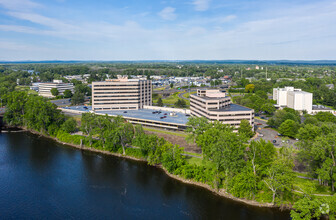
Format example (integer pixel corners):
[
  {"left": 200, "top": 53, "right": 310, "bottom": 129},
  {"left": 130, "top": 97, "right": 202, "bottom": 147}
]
[{"left": 61, "top": 118, "right": 77, "bottom": 133}]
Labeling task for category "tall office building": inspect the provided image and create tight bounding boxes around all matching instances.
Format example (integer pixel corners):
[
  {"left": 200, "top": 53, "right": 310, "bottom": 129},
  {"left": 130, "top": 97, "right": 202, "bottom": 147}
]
[
  {"left": 190, "top": 89, "right": 254, "bottom": 130},
  {"left": 92, "top": 76, "right": 152, "bottom": 111},
  {"left": 38, "top": 80, "right": 74, "bottom": 98},
  {"left": 273, "top": 87, "right": 313, "bottom": 113}
]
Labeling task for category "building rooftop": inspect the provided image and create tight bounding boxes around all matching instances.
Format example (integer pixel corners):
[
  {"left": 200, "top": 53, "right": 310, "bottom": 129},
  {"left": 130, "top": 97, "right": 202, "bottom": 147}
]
[
  {"left": 191, "top": 94, "right": 229, "bottom": 100},
  {"left": 62, "top": 106, "right": 189, "bottom": 125}
]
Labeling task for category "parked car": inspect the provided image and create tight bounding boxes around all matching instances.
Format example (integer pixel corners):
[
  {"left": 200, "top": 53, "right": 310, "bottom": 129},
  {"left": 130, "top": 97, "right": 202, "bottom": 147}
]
[
  {"left": 272, "top": 140, "right": 276, "bottom": 143},
  {"left": 123, "top": 111, "right": 127, "bottom": 113},
  {"left": 258, "top": 134, "right": 264, "bottom": 137}
]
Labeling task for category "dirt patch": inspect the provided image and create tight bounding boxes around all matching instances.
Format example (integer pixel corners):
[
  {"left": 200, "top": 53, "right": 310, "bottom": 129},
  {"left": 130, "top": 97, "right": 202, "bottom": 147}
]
[{"left": 144, "top": 130, "right": 201, "bottom": 154}]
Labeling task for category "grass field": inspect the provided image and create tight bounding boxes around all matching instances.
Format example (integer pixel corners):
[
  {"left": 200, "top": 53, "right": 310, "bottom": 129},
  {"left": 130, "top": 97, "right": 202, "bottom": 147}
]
[
  {"left": 143, "top": 127, "right": 188, "bottom": 138},
  {"left": 16, "top": 85, "right": 38, "bottom": 95},
  {"left": 182, "top": 91, "right": 196, "bottom": 99},
  {"left": 153, "top": 91, "right": 190, "bottom": 106}
]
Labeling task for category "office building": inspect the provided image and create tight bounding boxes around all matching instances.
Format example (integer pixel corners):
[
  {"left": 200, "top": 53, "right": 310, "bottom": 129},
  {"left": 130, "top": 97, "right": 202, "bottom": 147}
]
[
  {"left": 92, "top": 76, "right": 152, "bottom": 111},
  {"left": 39, "top": 80, "right": 74, "bottom": 98},
  {"left": 190, "top": 89, "right": 254, "bottom": 129},
  {"left": 273, "top": 87, "right": 313, "bottom": 113}
]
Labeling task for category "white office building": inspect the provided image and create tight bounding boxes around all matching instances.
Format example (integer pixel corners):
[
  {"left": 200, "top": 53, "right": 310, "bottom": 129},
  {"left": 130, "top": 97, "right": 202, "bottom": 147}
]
[
  {"left": 39, "top": 80, "right": 74, "bottom": 98},
  {"left": 92, "top": 76, "right": 152, "bottom": 111},
  {"left": 273, "top": 87, "right": 313, "bottom": 113}
]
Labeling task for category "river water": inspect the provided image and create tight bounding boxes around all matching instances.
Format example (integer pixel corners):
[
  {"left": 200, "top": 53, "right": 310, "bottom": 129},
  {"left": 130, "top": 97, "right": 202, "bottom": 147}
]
[{"left": 0, "top": 132, "right": 290, "bottom": 219}]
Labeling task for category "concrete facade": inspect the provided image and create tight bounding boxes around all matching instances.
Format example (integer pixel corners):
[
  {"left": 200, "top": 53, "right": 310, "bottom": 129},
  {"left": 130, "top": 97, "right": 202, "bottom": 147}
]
[
  {"left": 190, "top": 89, "right": 254, "bottom": 129},
  {"left": 38, "top": 80, "right": 74, "bottom": 98},
  {"left": 273, "top": 87, "right": 313, "bottom": 113},
  {"left": 92, "top": 77, "right": 152, "bottom": 111}
]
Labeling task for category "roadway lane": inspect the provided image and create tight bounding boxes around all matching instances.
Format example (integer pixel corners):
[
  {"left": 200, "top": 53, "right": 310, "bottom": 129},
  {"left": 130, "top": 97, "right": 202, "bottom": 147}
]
[{"left": 50, "top": 98, "right": 71, "bottom": 106}]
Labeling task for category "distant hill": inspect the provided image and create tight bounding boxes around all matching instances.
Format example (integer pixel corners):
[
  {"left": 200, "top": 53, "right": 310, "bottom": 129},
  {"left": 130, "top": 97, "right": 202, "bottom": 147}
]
[{"left": 1, "top": 60, "right": 336, "bottom": 65}]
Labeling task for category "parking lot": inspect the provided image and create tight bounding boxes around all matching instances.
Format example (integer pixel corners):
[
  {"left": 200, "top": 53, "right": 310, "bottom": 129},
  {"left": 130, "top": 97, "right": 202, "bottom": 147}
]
[{"left": 253, "top": 118, "right": 298, "bottom": 148}]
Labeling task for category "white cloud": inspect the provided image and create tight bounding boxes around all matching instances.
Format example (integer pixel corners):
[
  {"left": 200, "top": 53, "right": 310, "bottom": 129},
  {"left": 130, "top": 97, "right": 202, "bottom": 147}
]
[
  {"left": 192, "top": 0, "right": 211, "bottom": 11},
  {"left": 0, "top": 0, "right": 40, "bottom": 11},
  {"left": 158, "top": 7, "right": 177, "bottom": 21}
]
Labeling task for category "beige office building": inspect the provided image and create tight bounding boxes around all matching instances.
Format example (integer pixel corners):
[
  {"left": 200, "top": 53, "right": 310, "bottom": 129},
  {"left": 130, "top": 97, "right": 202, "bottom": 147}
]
[
  {"left": 190, "top": 89, "right": 254, "bottom": 129},
  {"left": 92, "top": 76, "right": 152, "bottom": 111},
  {"left": 38, "top": 80, "right": 74, "bottom": 98}
]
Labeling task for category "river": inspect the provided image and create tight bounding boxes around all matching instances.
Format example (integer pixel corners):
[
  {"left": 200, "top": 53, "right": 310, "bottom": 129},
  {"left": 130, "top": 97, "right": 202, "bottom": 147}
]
[{"left": 0, "top": 131, "right": 290, "bottom": 219}]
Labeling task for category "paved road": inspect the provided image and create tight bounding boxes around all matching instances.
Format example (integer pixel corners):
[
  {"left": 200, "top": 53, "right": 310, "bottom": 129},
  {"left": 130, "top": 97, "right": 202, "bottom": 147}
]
[
  {"left": 50, "top": 98, "right": 71, "bottom": 106},
  {"left": 178, "top": 91, "right": 189, "bottom": 100}
]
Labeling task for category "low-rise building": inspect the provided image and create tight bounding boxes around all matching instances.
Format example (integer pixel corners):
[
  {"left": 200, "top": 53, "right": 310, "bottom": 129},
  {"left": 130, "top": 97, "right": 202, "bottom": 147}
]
[
  {"left": 273, "top": 87, "right": 313, "bottom": 113},
  {"left": 190, "top": 89, "right": 254, "bottom": 130},
  {"left": 38, "top": 80, "right": 74, "bottom": 98},
  {"left": 92, "top": 76, "right": 152, "bottom": 111}
]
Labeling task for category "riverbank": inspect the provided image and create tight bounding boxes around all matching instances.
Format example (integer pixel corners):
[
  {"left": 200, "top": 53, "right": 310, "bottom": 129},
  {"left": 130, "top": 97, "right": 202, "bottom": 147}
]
[{"left": 5, "top": 127, "right": 285, "bottom": 210}]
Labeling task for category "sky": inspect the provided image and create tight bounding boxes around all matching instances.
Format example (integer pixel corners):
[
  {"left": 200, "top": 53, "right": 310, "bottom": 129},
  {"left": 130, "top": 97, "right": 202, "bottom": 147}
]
[{"left": 0, "top": 0, "right": 336, "bottom": 61}]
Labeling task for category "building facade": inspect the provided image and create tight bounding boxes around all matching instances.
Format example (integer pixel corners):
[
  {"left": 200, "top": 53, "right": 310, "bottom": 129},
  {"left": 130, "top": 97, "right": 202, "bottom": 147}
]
[
  {"left": 92, "top": 76, "right": 152, "bottom": 111},
  {"left": 190, "top": 89, "right": 254, "bottom": 129},
  {"left": 38, "top": 80, "right": 74, "bottom": 98},
  {"left": 273, "top": 87, "right": 313, "bottom": 113}
]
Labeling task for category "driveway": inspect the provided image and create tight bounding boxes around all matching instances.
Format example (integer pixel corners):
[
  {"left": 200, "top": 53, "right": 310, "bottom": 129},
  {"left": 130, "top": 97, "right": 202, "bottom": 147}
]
[{"left": 253, "top": 118, "right": 298, "bottom": 148}]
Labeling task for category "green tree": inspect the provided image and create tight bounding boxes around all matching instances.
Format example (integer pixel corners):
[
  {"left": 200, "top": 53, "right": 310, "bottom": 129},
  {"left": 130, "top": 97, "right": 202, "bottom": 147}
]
[
  {"left": 238, "top": 120, "right": 254, "bottom": 138},
  {"left": 80, "top": 113, "right": 96, "bottom": 146},
  {"left": 170, "top": 83, "right": 174, "bottom": 89},
  {"left": 157, "top": 97, "right": 163, "bottom": 107},
  {"left": 174, "top": 99, "right": 187, "bottom": 108},
  {"left": 278, "top": 119, "right": 299, "bottom": 138},
  {"left": 186, "top": 116, "right": 210, "bottom": 145},
  {"left": 63, "top": 89, "right": 73, "bottom": 98},
  {"left": 119, "top": 122, "right": 134, "bottom": 155},
  {"left": 61, "top": 118, "right": 77, "bottom": 133},
  {"left": 263, "top": 160, "right": 294, "bottom": 204},
  {"left": 261, "top": 103, "right": 276, "bottom": 115},
  {"left": 245, "top": 84, "right": 255, "bottom": 93},
  {"left": 162, "top": 145, "right": 185, "bottom": 173},
  {"left": 71, "top": 91, "right": 84, "bottom": 105},
  {"left": 247, "top": 139, "right": 276, "bottom": 176},
  {"left": 314, "top": 112, "right": 336, "bottom": 123},
  {"left": 50, "top": 88, "right": 59, "bottom": 97}
]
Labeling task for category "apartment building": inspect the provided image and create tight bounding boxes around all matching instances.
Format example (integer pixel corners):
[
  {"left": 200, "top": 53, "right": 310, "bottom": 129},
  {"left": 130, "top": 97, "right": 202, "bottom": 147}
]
[
  {"left": 273, "top": 87, "right": 313, "bottom": 113},
  {"left": 190, "top": 89, "right": 254, "bottom": 129},
  {"left": 92, "top": 76, "right": 152, "bottom": 111},
  {"left": 38, "top": 80, "right": 74, "bottom": 98}
]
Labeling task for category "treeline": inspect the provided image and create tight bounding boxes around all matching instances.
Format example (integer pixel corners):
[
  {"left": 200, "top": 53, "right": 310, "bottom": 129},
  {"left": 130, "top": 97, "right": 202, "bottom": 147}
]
[{"left": 185, "top": 117, "right": 336, "bottom": 219}]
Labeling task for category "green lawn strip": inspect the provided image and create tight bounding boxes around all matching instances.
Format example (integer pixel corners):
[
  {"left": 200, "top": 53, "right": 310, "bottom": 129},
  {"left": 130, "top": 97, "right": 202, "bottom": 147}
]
[
  {"left": 143, "top": 126, "right": 188, "bottom": 138},
  {"left": 293, "top": 176, "right": 333, "bottom": 195},
  {"left": 186, "top": 156, "right": 214, "bottom": 168},
  {"left": 183, "top": 151, "right": 202, "bottom": 157},
  {"left": 182, "top": 91, "right": 196, "bottom": 99}
]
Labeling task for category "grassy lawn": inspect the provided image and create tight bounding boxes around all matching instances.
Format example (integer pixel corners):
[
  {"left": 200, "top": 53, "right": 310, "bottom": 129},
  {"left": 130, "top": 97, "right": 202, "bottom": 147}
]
[
  {"left": 186, "top": 156, "right": 215, "bottom": 168},
  {"left": 153, "top": 87, "right": 166, "bottom": 91},
  {"left": 153, "top": 91, "right": 190, "bottom": 106},
  {"left": 182, "top": 91, "right": 196, "bottom": 99},
  {"left": 16, "top": 85, "right": 38, "bottom": 95},
  {"left": 143, "top": 126, "right": 188, "bottom": 138},
  {"left": 293, "top": 175, "right": 334, "bottom": 196}
]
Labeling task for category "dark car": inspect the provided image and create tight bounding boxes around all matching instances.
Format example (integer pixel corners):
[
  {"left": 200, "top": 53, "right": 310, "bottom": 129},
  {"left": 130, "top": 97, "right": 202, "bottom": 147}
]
[
  {"left": 123, "top": 111, "right": 127, "bottom": 113},
  {"left": 164, "top": 113, "right": 167, "bottom": 115},
  {"left": 272, "top": 140, "right": 276, "bottom": 143}
]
